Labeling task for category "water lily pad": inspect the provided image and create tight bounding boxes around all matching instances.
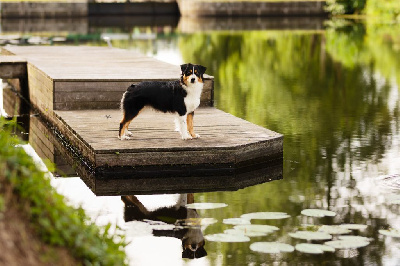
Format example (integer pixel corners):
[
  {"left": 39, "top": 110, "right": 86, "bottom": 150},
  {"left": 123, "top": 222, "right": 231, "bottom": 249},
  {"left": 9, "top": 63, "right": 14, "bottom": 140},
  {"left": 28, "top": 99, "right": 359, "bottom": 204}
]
[
  {"left": 289, "top": 231, "right": 332, "bottom": 241},
  {"left": 338, "top": 236, "right": 373, "bottom": 242},
  {"left": 234, "top": 224, "right": 280, "bottom": 234},
  {"left": 295, "top": 243, "right": 335, "bottom": 254},
  {"left": 205, "top": 233, "right": 250, "bottom": 242},
  {"left": 386, "top": 195, "right": 400, "bottom": 204},
  {"left": 379, "top": 229, "right": 400, "bottom": 238},
  {"left": 223, "top": 218, "right": 251, "bottom": 225},
  {"left": 241, "top": 212, "right": 290, "bottom": 220},
  {"left": 318, "top": 225, "right": 351, "bottom": 235},
  {"left": 185, "top": 203, "right": 228, "bottom": 210},
  {"left": 301, "top": 209, "right": 336, "bottom": 217},
  {"left": 339, "top": 224, "right": 368, "bottom": 231},
  {"left": 325, "top": 239, "right": 370, "bottom": 249},
  {"left": 224, "top": 229, "right": 267, "bottom": 237},
  {"left": 250, "top": 242, "right": 294, "bottom": 254}
]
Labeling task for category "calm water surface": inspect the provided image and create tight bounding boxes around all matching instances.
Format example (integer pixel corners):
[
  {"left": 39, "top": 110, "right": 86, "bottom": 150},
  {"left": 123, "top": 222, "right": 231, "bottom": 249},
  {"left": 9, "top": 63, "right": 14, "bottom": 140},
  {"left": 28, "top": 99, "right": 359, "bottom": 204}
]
[{"left": 1, "top": 18, "right": 400, "bottom": 265}]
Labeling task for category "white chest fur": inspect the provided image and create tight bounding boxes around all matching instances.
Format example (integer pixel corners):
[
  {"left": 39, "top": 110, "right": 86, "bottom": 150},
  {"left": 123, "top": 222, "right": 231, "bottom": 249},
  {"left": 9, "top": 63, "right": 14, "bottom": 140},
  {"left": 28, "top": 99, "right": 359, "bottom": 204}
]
[{"left": 183, "top": 82, "right": 203, "bottom": 114}]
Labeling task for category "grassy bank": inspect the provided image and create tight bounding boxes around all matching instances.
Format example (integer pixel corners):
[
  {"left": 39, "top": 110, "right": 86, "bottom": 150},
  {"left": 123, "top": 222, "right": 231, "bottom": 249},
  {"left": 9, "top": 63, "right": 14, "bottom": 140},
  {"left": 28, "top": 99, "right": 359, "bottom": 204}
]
[{"left": 0, "top": 118, "right": 127, "bottom": 265}]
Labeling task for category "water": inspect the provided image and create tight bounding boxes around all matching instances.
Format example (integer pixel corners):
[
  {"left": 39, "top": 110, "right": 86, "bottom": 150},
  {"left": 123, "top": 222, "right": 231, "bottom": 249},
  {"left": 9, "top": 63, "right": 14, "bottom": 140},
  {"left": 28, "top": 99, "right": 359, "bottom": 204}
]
[{"left": 1, "top": 17, "right": 400, "bottom": 265}]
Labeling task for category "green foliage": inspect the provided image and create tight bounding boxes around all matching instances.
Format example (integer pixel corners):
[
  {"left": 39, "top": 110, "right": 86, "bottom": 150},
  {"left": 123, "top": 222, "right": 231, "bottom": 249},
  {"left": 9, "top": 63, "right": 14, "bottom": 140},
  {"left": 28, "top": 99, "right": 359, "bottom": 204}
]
[
  {"left": 325, "top": 0, "right": 400, "bottom": 19},
  {"left": 0, "top": 118, "right": 127, "bottom": 265},
  {"left": 365, "top": 0, "right": 400, "bottom": 21},
  {"left": 325, "top": 0, "right": 366, "bottom": 15}
]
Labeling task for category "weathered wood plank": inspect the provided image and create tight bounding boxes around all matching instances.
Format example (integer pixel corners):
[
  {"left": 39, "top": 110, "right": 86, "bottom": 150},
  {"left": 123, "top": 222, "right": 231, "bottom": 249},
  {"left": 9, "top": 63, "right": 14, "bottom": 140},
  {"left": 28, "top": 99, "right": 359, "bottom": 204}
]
[
  {"left": 0, "top": 55, "right": 27, "bottom": 79},
  {"left": 27, "top": 63, "right": 54, "bottom": 112}
]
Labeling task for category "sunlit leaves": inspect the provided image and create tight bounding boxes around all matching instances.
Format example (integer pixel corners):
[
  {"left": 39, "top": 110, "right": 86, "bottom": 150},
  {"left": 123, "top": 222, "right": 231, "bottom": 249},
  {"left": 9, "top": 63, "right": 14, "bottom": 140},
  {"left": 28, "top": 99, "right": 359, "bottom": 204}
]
[
  {"left": 185, "top": 203, "right": 228, "bottom": 210},
  {"left": 301, "top": 209, "right": 336, "bottom": 217},
  {"left": 325, "top": 239, "right": 370, "bottom": 249},
  {"left": 339, "top": 224, "right": 368, "bottom": 231},
  {"left": 205, "top": 233, "right": 250, "bottom": 242},
  {"left": 224, "top": 229, "right": 268, "bottom": 237},
  {"left": 318, "top": 225, "right": 352, "bottom": 235},
  {"left": 250, "top": 242, "right": 294, "bottom": 254},
  {"left": 379, "top": 229, "right": 400, "bottom": 238},
  {"left": 234, "top": 224, "right": 280, "bottom": 233},
  {"left": 338, "top": 235, "right": 373, "bottom": 242},
  {"left": 222, "top": 218, "right": 251, "bottom": 225},
  {"left": 295, "top": 243, "right": 335, "bottom": 254},
  {"left": 241, "top": 212, "right": 290, "bottom": 220},
  {"left": 289, "top": 231, "right": 333, "bottom": 241}
]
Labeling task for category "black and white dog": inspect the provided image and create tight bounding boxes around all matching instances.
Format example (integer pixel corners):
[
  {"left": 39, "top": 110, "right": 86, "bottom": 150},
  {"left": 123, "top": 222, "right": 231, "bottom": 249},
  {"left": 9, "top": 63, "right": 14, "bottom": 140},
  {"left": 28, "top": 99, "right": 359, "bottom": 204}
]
[{"left": 119, "top": 63, "right": 207, "bottom": 140}]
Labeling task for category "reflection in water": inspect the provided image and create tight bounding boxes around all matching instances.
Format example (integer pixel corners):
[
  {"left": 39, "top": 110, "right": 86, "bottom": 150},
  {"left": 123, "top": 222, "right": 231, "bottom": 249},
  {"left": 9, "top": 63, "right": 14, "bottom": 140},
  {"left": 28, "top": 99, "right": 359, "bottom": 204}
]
[
  {"left": 122, "top": 194, "right": 207, "bottom": 259},
  {"left": 178, "top": 20, "right": 400, "bottom": 265},
  {"left": 2, "top": 17, "right": 400, "bottom": 265}
]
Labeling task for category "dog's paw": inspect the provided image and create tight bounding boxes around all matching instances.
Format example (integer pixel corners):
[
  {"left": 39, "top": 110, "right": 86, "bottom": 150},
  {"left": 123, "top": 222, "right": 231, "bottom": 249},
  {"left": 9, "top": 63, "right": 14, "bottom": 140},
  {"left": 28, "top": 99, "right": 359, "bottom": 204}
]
[
  {"left": 181, "top": 134, "right": 193, "bottom": 140},
  {"left": 193, "top": 134, "right": 200, "bottom": 139},
  {"left": 126, "top": 130, "right": 133, "bottom": 136},
  {"left": 119, "top": 135, "right": 131, "bottom": 140}
]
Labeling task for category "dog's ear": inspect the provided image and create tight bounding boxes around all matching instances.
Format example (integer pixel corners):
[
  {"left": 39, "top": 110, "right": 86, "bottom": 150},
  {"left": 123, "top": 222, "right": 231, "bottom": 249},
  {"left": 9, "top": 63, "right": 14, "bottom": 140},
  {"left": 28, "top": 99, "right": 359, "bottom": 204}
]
[
  {"left": 180, "top": 64, "right": 188, "bottom": 73},
  {"left": 198, "top": 65, "right": 207, "bottom": 75}
]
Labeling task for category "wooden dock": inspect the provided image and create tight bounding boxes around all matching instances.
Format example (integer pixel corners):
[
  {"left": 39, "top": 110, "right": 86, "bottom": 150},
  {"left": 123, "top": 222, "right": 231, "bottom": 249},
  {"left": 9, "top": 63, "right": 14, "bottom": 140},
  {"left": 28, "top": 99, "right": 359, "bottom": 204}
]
[
  {"left": 2, "top": 45, "right": 283, "bottom": 195},
  {"left": 2, "top": 46, "right": 214, "bottom": 111},
  {"left": 0, "top": 56, "right": 27, "bottom": 79}
]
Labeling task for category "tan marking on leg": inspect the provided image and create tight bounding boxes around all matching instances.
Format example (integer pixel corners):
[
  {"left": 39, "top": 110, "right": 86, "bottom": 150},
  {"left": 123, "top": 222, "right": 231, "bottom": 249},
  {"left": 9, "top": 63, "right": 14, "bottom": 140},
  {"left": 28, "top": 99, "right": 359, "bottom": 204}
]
[
  {"left": 119, "top": 115, "right": 127, "bottom": 138},
  {"left": 187, "top": 193, "right": 194, "bottom": 204},
  {"left": 119, "top": 109, "right": 144, "bottom": 139},
  {"left": 187, "top": 112, "right": 196, "bottom": 138}
]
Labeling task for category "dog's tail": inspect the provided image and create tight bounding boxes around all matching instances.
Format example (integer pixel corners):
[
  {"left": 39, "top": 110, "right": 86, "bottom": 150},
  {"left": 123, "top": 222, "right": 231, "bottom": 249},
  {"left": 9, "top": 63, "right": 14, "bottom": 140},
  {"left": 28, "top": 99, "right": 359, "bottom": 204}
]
[{"left": 120, "top": 84, "right": 136, "bottom": 111}]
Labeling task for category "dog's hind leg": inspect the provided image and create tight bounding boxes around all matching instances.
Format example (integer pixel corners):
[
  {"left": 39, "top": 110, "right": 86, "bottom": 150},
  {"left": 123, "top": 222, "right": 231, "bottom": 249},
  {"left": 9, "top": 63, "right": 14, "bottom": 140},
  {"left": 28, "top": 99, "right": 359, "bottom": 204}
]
[{"left": 119, "top": 109, "right": 141, "bottom": 140}]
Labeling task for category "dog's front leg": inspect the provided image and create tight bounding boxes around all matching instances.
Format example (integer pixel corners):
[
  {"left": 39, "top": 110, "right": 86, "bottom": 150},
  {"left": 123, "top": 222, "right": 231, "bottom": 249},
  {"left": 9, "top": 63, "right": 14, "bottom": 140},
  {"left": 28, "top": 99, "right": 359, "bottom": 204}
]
[
  {"left": 178, "top": 114, "right": 192, "bottom": 140},
  {"left": 187, "top": 112, "right": 200, "bottom": 139}
]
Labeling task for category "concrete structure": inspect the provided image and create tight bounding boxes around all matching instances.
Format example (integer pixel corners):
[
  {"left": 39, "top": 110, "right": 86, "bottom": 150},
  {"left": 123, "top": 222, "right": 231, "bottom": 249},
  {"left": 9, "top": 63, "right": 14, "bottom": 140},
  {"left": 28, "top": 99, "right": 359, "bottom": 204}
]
[
  {"left": 0, "top": 1, "right": 88, "bottom": 18},
  {"left": 0, "top": 1, "right": 179, "bottom": 18},
  {"left": 177, "top": 0, "right": 327, "bottom": 17}
]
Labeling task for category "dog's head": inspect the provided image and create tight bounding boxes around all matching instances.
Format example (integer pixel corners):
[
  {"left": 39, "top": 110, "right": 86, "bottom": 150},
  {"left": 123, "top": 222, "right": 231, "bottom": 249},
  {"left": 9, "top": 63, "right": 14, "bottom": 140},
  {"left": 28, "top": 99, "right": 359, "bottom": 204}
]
[
  {"left": 180, "top": 63, "right": 207, "bottom": 86},
  {"left": 181, "top": 228, "right": 207, "bottom": 259}
]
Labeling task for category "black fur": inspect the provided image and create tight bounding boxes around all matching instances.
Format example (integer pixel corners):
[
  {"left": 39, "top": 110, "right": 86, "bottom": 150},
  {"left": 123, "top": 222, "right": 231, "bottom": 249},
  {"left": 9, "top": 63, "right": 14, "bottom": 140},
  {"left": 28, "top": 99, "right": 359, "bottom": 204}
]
[{"left": 121, "top": 80, "right": 188, "bottom": 119}]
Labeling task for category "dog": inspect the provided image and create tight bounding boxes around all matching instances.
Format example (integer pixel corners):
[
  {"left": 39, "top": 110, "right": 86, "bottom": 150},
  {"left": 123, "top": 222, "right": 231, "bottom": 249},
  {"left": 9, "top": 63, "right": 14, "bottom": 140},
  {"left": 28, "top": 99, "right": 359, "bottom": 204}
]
[
  {"left": 119, "top": 63, "right": 207, "bottom": 140},
  {"left": 122, "top": 194, "right": 207, "bottom": 259}
]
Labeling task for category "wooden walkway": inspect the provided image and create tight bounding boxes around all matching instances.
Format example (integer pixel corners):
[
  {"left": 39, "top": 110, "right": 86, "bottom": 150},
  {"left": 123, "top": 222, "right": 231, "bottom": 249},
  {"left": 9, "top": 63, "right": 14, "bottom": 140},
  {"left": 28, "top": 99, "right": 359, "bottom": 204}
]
[
  {"left": 3, "top": 46, "right": 214, "bottom": 110},
  {"left": 2, "top": 45, "right": 283, "bottom": 195},
  {"left": 54, "top": 107, "right": 282, "bottom": 167},
  {"left": 0, "top": 55, "right": 27, "bottom": 79}
]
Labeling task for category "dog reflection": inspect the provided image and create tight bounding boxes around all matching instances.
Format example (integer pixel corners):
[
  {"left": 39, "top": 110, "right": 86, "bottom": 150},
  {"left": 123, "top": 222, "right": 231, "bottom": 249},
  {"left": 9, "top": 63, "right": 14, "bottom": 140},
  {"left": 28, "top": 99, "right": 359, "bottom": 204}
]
[{"left": 122, "top": 194, "right": 207, "bottom": 259}]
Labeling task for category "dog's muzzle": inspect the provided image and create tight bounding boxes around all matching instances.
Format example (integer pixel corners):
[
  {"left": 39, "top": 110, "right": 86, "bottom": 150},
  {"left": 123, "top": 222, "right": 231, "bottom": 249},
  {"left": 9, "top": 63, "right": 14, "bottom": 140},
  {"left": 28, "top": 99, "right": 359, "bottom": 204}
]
[{"left": 191, "top": 78, "right": 195, "bottom": 83}]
